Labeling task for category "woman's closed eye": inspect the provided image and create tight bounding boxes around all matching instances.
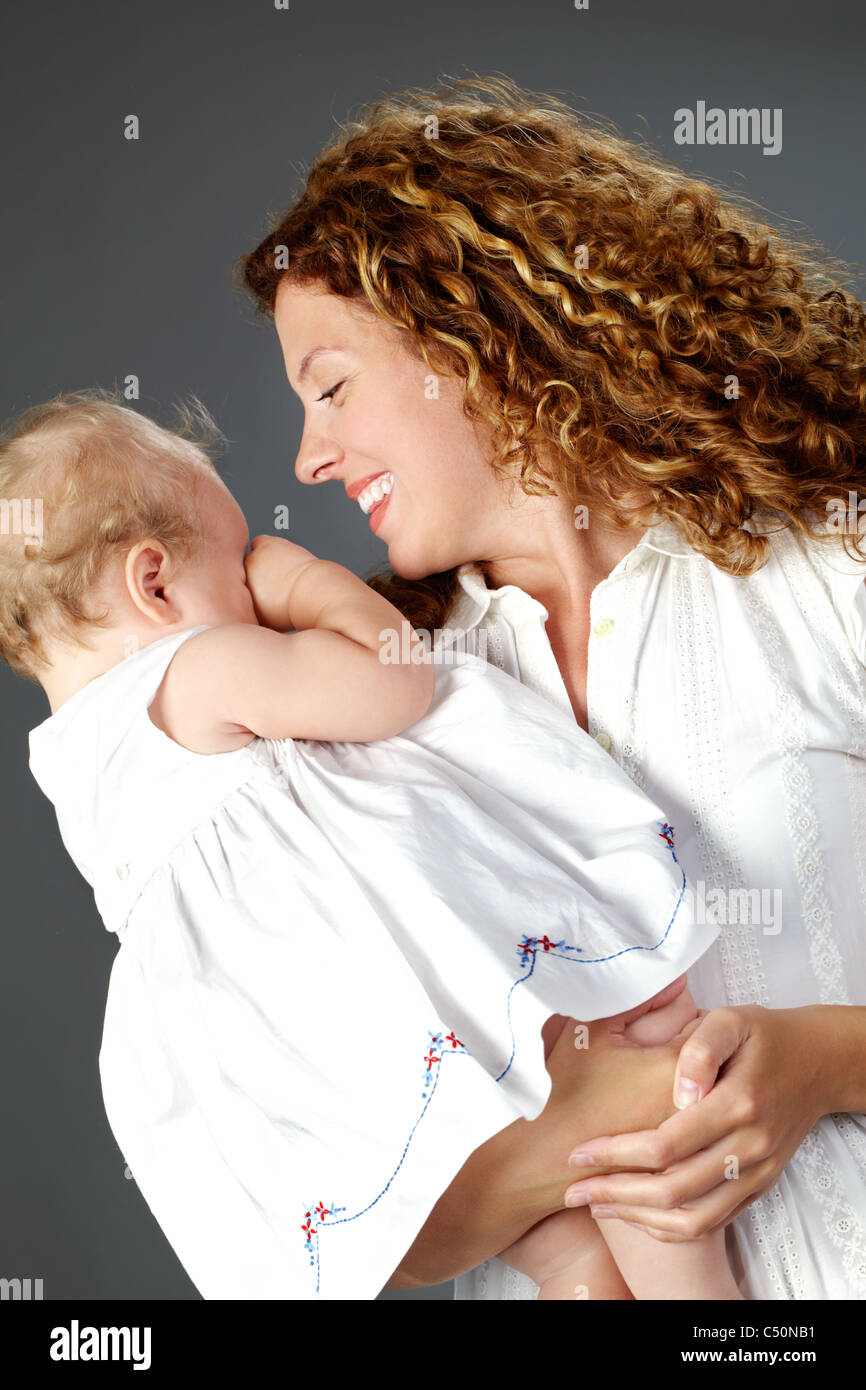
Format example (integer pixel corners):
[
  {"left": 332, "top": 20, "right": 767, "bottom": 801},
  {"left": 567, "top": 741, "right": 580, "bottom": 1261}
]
[{"left": 316, "top": 380, "right": 345, "bottom": 404}]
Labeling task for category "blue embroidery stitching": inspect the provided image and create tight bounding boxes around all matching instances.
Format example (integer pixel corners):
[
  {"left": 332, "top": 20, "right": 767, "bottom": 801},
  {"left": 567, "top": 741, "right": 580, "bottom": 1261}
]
[
  {"left": 305, "top": 819, "right": 685, "bottom": 1291},
  {"left": 303, "top": 1035, "right": 468, "bottom": 1290}
]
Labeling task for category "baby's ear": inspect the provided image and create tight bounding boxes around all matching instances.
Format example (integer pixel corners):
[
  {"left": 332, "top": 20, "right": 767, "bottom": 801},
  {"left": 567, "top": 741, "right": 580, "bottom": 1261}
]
[{"left": 125, "top": 541, "right": 177, "bottom": 619}]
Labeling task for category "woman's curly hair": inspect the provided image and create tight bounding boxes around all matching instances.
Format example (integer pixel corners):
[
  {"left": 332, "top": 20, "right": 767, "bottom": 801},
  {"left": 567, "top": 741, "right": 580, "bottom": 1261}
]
[{"left": 236, "top": 73, "right": 866, "bottom": 629}]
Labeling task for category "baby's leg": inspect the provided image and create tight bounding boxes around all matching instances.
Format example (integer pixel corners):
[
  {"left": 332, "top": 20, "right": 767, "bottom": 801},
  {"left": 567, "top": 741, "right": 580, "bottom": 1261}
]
[
  {"left": 599, "top": 981, "right": 744, "bottom": 1299},
  {"left": 595, "top": 1214, "right": 743, "bottom": 1300},
  {"left": 497, "top": 1013, "right": 632, "bottom": 1298},
  {"left": 499, "top": 1205, "right": 634, "bottom": 1300},
  {"left": 505, "top": 995, "right": 744, "bottom": 1299}
]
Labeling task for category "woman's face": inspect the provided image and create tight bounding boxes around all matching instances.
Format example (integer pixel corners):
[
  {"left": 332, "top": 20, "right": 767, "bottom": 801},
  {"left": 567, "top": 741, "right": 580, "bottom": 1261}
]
[{"left": 273, "top": 279, "right": 514, "bottom": 579}]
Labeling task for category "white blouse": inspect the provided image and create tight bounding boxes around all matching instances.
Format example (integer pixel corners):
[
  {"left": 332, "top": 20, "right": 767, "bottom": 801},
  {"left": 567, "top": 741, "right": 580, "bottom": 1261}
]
[{"left": 450, "top": 511, "right": 866, "bottom": 1301}]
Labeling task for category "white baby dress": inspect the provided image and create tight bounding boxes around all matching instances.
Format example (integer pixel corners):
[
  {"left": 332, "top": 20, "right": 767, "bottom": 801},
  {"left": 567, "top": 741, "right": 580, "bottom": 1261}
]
[{"left": 27, "top": 624, "right": 720, "bottom": 1299}]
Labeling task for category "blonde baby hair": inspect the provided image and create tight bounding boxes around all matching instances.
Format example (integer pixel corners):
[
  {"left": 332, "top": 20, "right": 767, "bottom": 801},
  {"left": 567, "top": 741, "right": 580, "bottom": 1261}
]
[{"left": 0, "top": 387, "right": 225, "bottom": 681}]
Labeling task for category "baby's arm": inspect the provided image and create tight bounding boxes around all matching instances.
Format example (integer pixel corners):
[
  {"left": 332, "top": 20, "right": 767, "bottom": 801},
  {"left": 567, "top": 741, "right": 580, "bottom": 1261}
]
[{"left": 151, "top": 536, "right": 435, "bottom": 753}]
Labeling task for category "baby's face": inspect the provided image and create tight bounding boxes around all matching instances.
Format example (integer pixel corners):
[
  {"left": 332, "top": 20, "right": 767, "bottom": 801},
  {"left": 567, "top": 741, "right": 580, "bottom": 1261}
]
[{"left": 178, "top": 474, "right": 259, "bottom": 629}]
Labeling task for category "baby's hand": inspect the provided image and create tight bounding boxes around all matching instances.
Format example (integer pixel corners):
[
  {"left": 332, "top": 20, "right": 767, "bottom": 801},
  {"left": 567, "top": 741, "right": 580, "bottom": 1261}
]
[{"left": 244, "top": 535, "right": 318, "bottom": 630}]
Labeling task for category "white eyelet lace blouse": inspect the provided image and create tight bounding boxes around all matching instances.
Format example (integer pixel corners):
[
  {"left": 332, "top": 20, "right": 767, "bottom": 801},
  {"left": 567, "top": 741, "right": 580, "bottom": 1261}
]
[{"left": 448, "top": 510, "right": 866, "bottom": 1302}]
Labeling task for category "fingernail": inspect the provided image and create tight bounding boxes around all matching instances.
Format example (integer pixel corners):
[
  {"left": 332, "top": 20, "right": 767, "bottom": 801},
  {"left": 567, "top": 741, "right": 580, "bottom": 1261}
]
[
  {"left": 568, "top": 1152, "right": 597, "bottom": 1168},
  {"left": 564, "top": 1189, "right": 592, "bottom": 1207},
  {"left": 674, "top": 1077, "right": 700, "bottom": 1109},
  {"left": 590, "top": 1205, "right": 616, "bottom": 1219}
]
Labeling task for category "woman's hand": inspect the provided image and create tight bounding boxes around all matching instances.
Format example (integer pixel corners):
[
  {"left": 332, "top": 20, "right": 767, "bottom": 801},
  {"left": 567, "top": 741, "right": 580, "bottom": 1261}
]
[
  {"left": 243, "top": 534, "right": 318, "bottom": 630},
  {"left": 562, "top": 1004, "right": 834, "bottom": 1241}
]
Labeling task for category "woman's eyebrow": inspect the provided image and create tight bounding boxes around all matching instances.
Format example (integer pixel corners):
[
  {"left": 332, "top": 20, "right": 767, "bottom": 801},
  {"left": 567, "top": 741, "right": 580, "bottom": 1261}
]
[{"left": 296, "top": 346, "right": 343, "bottom": 386}]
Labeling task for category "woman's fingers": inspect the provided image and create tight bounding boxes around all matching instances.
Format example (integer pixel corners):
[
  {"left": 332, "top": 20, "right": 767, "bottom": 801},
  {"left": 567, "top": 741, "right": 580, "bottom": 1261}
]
[
  {"left": 670, "top": 1006, "right": 750, "bottom": 1108},
  {"left": 563, "top": 1007, "right": 757, "bottom": 1169},
  {"left": 565, "top": 1128, "right": 770, "bottom": 1213},
  {"left": 566, "top": 1067, "right": 754, "bottom": 1172},
  {"left": 586, "top": 1153, "right": 779, "bottom": 1241}
]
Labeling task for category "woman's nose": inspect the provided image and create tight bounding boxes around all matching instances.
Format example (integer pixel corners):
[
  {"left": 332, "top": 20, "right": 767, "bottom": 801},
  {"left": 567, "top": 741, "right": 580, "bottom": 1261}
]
[{"left": 294, "top": 433, "right": 343, "bottom": 486}]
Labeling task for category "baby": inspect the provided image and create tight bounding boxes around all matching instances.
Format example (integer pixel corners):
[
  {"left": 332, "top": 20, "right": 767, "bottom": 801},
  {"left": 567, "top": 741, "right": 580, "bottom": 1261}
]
[{"left": 2, "top": 389, "right": 742, "bottom": 1300}]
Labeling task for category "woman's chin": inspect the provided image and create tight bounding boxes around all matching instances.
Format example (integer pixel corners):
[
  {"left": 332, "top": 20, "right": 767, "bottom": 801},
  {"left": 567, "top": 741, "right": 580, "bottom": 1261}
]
[{"left": 384, "top": 540, "right": 446, "bottom": 581}]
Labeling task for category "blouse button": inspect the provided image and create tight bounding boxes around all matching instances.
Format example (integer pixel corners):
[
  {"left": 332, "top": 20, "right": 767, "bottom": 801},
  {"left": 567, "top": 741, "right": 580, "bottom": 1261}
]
[
  {"left": 595, "top": 731, "right": 612, "bottom": 751},
  {"left": 115, "top": 863, "right": 131, "bottom": 880},
  {"left": 593, "top": 618, "right": 615, "bottom": 638}
]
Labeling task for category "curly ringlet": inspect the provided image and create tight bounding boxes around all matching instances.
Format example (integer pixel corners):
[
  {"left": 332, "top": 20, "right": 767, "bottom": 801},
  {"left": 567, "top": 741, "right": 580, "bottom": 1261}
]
[
  {"left": 0, "top": 388, "right": 225, "bottom": 680},
  {"left": 236, "top": 73, "right": 866, "bottom": 629}
]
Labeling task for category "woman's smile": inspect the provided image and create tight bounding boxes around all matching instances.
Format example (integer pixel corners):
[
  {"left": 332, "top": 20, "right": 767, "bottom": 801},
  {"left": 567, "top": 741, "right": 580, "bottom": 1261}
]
[{"left": 347, "top": 469, "right": 395, "bottom": 531}]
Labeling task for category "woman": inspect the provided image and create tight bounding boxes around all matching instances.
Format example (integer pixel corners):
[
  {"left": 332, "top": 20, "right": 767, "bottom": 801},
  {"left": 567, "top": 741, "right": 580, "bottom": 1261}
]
[{"left": 236, "top": 74, "right": 866, "bottom": 1299}]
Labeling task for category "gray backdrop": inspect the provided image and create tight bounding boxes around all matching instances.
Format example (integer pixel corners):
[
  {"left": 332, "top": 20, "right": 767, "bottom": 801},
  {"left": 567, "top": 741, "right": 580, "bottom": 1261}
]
[{"left": 2, "top": 0, "right": 863, "bottom": 1300}]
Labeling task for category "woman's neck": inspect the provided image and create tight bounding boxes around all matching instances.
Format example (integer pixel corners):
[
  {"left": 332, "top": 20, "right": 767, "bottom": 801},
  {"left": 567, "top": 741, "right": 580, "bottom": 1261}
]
[{"left": 480, "top": 510, "right": 649, "bottom": 626}]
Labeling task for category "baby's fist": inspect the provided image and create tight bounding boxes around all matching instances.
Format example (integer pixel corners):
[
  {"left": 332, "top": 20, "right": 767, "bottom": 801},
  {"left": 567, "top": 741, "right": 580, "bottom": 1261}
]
[{"left": 244, "top": 534, "right": 317, "bottom": 630}]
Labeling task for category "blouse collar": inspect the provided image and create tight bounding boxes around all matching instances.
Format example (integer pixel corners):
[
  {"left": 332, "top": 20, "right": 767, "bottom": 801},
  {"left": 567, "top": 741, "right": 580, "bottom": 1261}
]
[{"left": 450, "top": 513, "right": 691, "bottom": 632}]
